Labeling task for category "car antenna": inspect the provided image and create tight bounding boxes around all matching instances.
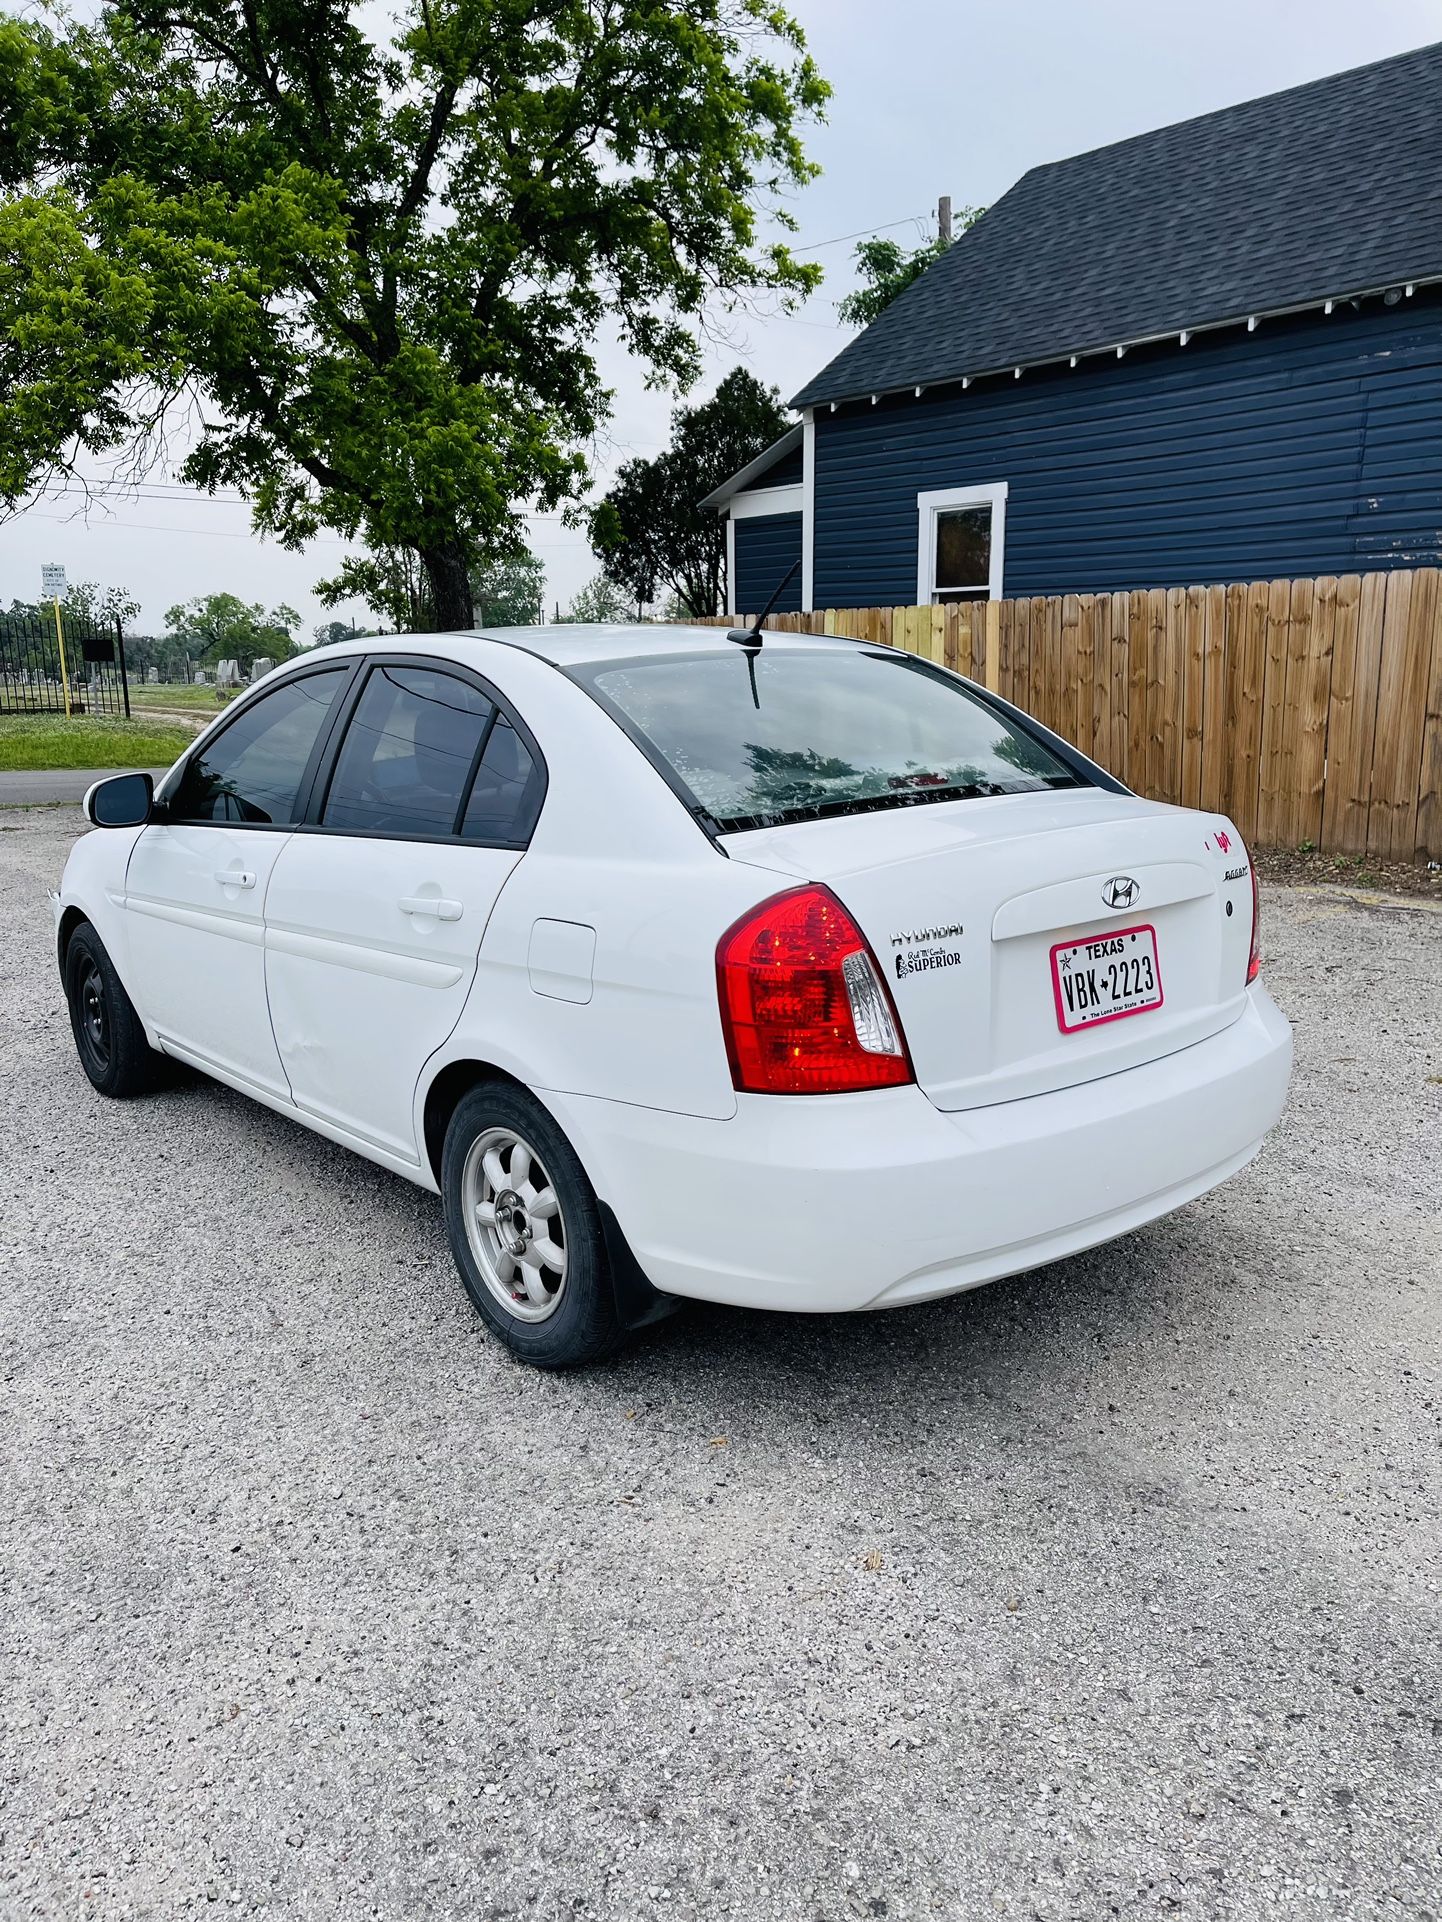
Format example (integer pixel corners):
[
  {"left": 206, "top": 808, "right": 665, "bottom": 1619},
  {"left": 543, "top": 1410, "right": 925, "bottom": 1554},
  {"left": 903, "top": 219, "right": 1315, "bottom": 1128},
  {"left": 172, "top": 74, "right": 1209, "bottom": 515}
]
[{"left": 726, "top": 559, "right": 801, "bottom": 649}]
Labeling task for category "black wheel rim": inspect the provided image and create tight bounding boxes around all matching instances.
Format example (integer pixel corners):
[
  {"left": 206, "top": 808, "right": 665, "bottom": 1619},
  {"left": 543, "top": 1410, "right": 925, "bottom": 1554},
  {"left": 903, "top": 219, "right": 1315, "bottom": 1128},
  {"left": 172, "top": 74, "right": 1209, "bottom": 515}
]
[{"left": 77, "top": 960, "right": 111, "bottom": 1070}]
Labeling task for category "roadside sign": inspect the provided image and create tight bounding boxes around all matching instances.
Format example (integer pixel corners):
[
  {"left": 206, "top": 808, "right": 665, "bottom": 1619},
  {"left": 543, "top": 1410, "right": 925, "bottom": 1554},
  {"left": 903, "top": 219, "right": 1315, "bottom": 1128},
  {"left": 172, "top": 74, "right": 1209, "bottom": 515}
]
[{"left": 41, "top": 563, "right": 66, "bottom": 600}]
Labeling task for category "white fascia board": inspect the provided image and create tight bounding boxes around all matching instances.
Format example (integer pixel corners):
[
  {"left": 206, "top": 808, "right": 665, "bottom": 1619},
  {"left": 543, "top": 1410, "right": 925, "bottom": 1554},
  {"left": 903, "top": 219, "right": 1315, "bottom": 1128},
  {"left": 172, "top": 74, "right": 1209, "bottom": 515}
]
[
  {"left": 697, "top": 423, "right": 804, "bottom": 510},
  {"left": 728, "top": 484, "right": 805, "bottom": 520}
]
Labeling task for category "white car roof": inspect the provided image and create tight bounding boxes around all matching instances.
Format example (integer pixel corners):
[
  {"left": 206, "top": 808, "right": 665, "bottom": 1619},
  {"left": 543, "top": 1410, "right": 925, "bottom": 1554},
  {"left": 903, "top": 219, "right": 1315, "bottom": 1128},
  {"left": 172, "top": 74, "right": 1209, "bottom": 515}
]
[
  {"left": 300, "top": 623, "right": 862, "bottom": 673},
  {"left": 483, "top": 623, "right": 858, "bottom": 668}
]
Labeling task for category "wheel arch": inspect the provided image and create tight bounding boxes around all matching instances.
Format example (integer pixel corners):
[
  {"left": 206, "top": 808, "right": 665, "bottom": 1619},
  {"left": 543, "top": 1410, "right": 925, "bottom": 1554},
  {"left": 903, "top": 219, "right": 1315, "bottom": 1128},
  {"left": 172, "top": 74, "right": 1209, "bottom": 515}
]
[
  {"left": 57, "top": 904, "right": 91, "bottom": 978},
  {"left": 420, "top": 1056, "right": 676, "bottom": 1332},
  {"left": 420, "top": 1057, "right": 530, "bottom": 1188}
]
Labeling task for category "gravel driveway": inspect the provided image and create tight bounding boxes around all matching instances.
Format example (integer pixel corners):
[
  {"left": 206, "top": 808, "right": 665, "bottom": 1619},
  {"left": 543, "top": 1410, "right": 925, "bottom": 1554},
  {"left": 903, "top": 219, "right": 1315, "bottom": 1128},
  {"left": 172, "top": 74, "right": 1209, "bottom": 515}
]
[{"left": 3, "top": 808, "right": 1439, "bottom": 1921}]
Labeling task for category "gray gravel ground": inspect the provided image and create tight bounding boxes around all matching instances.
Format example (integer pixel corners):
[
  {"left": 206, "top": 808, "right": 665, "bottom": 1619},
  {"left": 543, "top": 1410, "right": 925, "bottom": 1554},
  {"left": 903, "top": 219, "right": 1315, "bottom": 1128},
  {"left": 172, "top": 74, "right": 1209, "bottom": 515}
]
[{"left": 3, "top": 807, "right": 1439, "bottom": 1922}]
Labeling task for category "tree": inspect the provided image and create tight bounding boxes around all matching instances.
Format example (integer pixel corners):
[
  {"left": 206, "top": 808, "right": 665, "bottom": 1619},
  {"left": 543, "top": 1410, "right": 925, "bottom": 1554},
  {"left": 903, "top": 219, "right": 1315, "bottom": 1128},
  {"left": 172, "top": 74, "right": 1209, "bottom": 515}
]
[
  {"left": 0, "top": 4, "right": 828, "bottom": 631},
  {"left": 8, "top": 578, "right": 139, "bottom": 631},
  {"left": 591, "top": 367, "right": 790, "bottom": 616},
  {"left": 64, "top": 579, "right": 141, "bottom": 632},
  {"left": 314, "top": 618, "right": 368, "bottom": 647},
  {"left": 163, "top": 594, "right": 301, "bottom": 669},
  {"left": 559, "top": 574, "right": 635, "bottom": 623},
  {"left": 472, "top": 550, "right": 545, "bottom": 629},
  {"left": 836, "top": 214, "right": 983, "bottom": 329},
  {"left": 318, "top": 540, "right": 543, "bottom": 629},
  {"left": 315, "top": 548, "right": 431, "bottom": 634}
]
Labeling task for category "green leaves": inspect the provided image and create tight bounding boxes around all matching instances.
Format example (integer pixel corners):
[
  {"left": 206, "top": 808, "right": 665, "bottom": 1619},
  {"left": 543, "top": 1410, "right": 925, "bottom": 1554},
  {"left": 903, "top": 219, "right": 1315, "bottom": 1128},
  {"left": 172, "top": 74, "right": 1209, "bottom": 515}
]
[
  {"left": 835, "top": 216, "right": 983, "bottom": 330},
  {"left": 0, "top": 0, "right": 827, "bottom": 626},
  {"left": 0, "top": 190, "right": 156, "bottom": 501},
  {"left": 162, "top": 592, "right": 303, "bottom": 667}
]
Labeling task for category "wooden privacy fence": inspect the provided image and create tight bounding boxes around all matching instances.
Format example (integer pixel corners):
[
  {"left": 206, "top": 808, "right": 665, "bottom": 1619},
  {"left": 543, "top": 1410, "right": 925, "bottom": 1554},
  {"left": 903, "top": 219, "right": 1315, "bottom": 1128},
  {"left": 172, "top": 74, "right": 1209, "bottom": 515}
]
[{"left": 710, "top": 569, "right": 1442, "bottom": 861}]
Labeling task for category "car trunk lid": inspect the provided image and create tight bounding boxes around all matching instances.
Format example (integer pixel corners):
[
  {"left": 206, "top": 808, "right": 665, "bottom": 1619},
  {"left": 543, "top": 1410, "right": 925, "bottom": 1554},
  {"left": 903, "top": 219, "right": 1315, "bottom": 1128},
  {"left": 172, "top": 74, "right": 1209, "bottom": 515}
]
[{"left": 720, "top": 790, "right": 1254, "bottom": 1111}]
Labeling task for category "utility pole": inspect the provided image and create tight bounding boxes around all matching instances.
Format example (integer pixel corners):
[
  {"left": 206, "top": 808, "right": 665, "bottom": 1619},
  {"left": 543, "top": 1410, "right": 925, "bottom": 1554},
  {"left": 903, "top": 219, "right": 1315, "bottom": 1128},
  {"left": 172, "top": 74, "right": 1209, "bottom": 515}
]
[{"left": 938, "top": 195, "right": 953, "bottom": 244}]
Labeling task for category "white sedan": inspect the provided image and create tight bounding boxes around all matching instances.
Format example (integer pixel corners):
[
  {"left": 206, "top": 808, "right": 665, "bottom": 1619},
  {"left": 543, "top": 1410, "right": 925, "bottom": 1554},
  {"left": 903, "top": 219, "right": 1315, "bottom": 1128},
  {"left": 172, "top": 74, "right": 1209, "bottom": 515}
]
[{"left": 57, "top": 625, "right": 1292, "bottom": 1367}]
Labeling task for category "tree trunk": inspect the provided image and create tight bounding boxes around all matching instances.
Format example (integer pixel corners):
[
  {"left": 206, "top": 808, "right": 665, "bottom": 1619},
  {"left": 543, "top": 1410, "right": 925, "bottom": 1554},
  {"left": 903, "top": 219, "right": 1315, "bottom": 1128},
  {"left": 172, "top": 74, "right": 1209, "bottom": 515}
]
[{"left": 419, "top": 541, "right": 475, "bottom": 631}]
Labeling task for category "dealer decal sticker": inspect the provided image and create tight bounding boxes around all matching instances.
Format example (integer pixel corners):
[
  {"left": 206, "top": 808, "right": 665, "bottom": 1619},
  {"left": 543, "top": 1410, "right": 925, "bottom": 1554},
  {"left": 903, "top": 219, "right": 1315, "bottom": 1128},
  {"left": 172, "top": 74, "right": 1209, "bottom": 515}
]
[{"left": 895, "top": 945, "right": 963, "bottom": 979}]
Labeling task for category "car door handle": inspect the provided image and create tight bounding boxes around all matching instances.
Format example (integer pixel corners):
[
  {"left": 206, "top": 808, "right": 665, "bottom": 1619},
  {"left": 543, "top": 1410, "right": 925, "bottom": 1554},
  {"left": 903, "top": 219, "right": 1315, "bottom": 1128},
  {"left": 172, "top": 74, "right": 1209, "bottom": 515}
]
[
  {"left": 215, "top": 869, "right": 257, "bottom": 890},
  {"left": 399, "top": 896, "right": 463, "bottom": 922}
]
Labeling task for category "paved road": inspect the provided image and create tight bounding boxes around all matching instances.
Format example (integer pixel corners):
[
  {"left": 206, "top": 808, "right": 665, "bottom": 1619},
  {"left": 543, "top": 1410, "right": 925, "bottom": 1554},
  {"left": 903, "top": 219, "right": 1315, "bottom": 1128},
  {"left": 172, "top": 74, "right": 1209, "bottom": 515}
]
[
  {"left": 0, "top": 766, "right": 168, "bottom": 807},
  {"left": 3, "top": 809, "right": 1439, "bottom": 1920}
]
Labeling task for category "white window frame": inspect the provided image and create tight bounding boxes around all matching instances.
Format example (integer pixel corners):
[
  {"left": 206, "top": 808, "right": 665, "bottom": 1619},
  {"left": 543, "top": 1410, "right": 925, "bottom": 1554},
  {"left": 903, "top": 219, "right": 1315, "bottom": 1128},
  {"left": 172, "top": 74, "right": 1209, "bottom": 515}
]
[
  {"left": 724, "top": 485, "right": 805, "bottom": 615},
  {"left": 916, "top": 481, "right": 1008, "bottom": 605}
]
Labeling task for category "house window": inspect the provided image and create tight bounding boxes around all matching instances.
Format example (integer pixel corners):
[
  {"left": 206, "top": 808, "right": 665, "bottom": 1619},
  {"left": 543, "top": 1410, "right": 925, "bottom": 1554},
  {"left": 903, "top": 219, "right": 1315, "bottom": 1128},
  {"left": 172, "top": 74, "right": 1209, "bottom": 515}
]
[{"left": 917, "top": 482, "right": 1007, "bottom": 604}]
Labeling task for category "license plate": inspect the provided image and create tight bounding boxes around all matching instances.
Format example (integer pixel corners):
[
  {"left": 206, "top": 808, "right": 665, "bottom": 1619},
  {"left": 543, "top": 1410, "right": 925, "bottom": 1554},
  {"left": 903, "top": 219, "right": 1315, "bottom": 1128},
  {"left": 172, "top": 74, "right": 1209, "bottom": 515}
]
[{"left": 1050, "top": 923, "right": 1163, "bottom": 1033}]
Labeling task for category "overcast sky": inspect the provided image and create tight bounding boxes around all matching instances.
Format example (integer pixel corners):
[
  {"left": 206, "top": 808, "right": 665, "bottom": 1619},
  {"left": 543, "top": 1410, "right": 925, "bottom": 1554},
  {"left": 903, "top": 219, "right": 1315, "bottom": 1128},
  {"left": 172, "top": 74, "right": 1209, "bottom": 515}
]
[{"left": 3, "top": 0, "right": 1437, "bottom": 638}]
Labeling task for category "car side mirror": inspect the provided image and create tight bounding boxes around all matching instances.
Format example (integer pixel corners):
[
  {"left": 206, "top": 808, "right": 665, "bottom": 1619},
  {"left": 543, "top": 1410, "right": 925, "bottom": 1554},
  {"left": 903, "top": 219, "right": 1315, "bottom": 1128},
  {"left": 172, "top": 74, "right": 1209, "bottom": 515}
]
[{"left": 84, "top": 771, "right": 156, "bottom": 828}]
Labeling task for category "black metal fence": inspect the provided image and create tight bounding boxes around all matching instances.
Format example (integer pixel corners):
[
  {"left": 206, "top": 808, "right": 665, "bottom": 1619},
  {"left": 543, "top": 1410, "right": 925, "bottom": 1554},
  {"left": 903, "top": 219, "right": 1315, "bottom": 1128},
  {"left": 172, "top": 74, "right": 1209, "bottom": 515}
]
[{"left": 0, "top": 609, "right": 131, "bottom": 718}]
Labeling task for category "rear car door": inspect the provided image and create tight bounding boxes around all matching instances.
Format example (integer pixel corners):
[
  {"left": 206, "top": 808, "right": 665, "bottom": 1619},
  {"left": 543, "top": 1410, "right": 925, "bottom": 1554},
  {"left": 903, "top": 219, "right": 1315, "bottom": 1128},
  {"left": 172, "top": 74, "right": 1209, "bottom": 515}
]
[
  {"left": 123, "top": 663, "right": 353, "bottom": 1096},
  {"left": 261, "top": 656, "right": 545, "bottom": 1165}
]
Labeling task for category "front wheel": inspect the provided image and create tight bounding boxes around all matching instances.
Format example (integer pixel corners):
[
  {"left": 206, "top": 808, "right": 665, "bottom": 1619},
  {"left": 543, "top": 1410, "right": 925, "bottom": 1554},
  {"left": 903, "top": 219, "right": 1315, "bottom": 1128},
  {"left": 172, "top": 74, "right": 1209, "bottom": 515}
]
[
  {"left": 64, "top": 922, "right": 166, "bottom": 1098},
  {"left": 441, "top": 1081, "right": 623, "bottom": 1368}
]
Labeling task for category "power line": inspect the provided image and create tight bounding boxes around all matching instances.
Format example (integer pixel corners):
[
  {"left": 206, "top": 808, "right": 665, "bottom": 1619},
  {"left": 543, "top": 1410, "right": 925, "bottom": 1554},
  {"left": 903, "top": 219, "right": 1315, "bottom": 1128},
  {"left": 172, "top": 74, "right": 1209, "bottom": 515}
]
[
  {"left": 790, "top": 213, "right": 930, "bottom": 257},
  {"left": 12, "top": 505, "right": 584, "bottom": 549},
  {"left": 13, "top": 507, "right": 349, "bottom": 545},
  {"left": 30, "top": 481, "right": 581, "bottom": 523}
]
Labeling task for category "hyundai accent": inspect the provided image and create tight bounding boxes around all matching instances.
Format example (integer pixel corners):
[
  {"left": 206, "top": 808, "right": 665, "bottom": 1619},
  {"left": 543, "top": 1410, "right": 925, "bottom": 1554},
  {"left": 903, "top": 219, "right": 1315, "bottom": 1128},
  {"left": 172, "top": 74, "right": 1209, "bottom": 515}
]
[{"left": 56, "top": 625, "right": 1292, "bottom": 1366}]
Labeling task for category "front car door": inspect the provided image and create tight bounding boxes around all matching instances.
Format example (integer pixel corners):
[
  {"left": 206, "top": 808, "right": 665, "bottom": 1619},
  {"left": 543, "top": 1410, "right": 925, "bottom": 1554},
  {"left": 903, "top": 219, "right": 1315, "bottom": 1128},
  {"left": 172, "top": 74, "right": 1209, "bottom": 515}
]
[
  {"left": 261, "top": 657, "right": 545, "bottom": 1165},
  {"left": 124, "top": 663, "right": 354, "bottom": 1096}
]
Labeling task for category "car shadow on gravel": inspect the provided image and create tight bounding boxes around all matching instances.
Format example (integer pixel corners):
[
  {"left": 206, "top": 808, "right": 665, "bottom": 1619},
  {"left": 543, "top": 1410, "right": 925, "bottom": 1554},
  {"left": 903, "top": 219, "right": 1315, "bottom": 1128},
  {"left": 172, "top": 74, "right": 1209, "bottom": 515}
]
[
  {"left": 625, "top": 1207, "right": 1248, "bottom": 1407},
  {"left": 135, "top": 1063, "right": 1266, "bottom": 1436}
]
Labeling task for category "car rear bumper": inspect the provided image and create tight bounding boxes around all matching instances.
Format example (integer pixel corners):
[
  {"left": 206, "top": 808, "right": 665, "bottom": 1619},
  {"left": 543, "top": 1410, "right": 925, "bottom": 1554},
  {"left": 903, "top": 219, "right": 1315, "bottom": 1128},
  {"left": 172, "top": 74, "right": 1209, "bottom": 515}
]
[{"left": 542, "top": 984, "right": 1293, "bottom": 1315}]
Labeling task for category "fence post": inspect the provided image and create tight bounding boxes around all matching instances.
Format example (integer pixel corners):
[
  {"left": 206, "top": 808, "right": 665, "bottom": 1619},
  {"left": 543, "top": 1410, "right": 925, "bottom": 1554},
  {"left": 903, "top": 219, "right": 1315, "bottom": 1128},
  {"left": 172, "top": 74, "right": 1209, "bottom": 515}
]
[
  {"left": 985, "top": 600, "right": 1001, "bottom": 693},
  {"left": 114, "top": 614, "right": 132, "bottom": 719},
  {"left": 52, "top": 597, "right": 73, "bottom": 718}
]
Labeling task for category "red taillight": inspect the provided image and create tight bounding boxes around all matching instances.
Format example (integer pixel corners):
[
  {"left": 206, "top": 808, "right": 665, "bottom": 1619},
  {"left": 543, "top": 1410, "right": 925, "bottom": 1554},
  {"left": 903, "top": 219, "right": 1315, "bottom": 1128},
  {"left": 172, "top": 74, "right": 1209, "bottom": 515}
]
[
  {"left": 716, "top": 884, "right": 913, "bottom": 1095},
  {"left": 1247, "top": 855, "right": 1262, "bottom": 984}
]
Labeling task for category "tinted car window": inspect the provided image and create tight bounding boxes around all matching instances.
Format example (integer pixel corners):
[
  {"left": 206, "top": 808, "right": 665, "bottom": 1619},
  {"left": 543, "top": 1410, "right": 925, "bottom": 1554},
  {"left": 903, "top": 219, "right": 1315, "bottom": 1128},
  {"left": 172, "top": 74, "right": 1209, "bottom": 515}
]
[
  {"left": 323, "top": 665, "right": 495, "bottom": 837},
  {"left": 459, "top": 719, "right": 538, "bottom": 843},
  {"left": 170, "top": 670, "right": 348, "bottom": 825},
  {"left": 575, "top": 649, "right": 1080, "bottom": 832}
]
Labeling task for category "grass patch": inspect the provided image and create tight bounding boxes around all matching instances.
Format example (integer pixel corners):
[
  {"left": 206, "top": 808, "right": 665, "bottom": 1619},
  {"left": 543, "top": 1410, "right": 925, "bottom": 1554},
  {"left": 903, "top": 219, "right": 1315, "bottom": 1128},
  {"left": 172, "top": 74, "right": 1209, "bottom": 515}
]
[
  {"left": 133, "top": 681, "right": 240, "bottom": 711},
  {"left": 0, "top": 713, "right": 194, "bottom": 771}
]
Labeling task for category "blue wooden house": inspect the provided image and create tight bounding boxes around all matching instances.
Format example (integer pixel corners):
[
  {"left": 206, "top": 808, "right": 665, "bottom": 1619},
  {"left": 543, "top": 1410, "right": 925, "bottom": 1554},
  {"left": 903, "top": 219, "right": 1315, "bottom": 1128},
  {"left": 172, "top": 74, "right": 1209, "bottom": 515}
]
[{"left": 705, "top": 43, "right": 1442, "bottom": 614}]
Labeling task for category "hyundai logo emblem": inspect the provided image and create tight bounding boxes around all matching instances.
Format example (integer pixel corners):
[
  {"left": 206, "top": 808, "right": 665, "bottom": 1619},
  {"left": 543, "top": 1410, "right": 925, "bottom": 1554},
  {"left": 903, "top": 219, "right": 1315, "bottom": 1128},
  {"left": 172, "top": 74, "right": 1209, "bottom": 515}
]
[{"left": 1102, "top": 875, "right": 1139, "bottom": 909}]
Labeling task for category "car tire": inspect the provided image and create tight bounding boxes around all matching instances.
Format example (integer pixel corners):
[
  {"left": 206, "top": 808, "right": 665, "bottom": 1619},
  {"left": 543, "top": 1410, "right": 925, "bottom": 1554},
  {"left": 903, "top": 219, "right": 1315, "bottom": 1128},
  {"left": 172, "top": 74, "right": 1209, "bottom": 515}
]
[
  {"left": 441, "top": 1080, "right": 624, "bottom": 1369},
  {"left": 64, "top": 922, "right": 166, "bottom": 1098}
]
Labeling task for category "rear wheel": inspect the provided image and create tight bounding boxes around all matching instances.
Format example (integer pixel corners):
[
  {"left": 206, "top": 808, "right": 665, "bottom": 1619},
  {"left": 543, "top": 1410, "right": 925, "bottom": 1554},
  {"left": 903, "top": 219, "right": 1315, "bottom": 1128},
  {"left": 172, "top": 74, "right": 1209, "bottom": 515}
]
[
  {"left": 64, "top": 923, "right": 165, "bottom": 1098},
  {"left": 441, "top": 1081, "right": 623, "bottom": 1368}
]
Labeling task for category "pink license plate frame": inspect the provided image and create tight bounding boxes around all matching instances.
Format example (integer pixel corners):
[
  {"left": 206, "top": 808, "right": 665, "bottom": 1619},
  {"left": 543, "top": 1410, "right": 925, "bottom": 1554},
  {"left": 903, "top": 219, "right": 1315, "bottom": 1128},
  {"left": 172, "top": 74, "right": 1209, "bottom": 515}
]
[{"left": 1050, "top": 922, "right": 1164, "bottom": 1034}]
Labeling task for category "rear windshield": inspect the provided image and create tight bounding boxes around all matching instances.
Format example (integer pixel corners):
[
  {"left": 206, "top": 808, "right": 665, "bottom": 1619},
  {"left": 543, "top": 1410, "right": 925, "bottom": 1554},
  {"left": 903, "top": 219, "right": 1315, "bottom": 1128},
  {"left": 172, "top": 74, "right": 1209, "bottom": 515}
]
[{"left": 573, "top": 647, "right": 1083, "bottom": 832}]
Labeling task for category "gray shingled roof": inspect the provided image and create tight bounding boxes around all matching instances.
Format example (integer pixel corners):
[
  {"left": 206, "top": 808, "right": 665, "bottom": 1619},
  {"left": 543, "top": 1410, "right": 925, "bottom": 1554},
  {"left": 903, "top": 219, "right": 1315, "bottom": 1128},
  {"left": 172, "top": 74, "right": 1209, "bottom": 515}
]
[{"left": 792, "top": 41, "right": 1442, "bottom": 411}]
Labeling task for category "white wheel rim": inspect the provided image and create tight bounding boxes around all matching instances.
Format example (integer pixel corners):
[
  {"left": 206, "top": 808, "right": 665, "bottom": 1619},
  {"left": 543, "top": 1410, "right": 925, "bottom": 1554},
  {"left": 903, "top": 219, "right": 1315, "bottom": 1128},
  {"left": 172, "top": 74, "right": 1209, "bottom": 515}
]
[{"left": 460, "top": 1126, "right": 569, "bottom": 1324}]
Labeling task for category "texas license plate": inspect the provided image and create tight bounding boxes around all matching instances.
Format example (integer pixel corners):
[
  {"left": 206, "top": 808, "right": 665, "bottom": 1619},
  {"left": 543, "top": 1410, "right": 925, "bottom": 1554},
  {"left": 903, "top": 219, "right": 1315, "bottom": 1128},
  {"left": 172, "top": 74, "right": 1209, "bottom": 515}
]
[{"left": 1050, "top": 924, "right": 1163, "bottom": 1033}]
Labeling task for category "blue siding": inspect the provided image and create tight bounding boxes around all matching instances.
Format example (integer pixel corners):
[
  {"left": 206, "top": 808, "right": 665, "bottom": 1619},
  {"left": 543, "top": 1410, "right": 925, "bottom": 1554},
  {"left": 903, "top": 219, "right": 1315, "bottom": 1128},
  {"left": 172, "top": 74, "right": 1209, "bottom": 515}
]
[
  {"left": 734, "top": 512, "right": 803, "bottom": 611},
  {"left": 736, "top": 442, "right": 804, "bottom": 491},
  {"left": 811, "top": 291, "right": 1442, "bottom": 605}
]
